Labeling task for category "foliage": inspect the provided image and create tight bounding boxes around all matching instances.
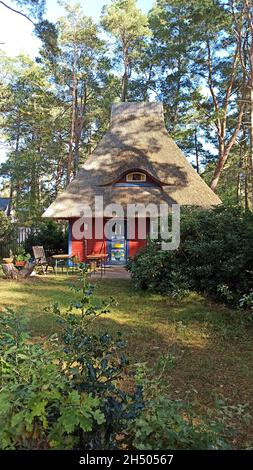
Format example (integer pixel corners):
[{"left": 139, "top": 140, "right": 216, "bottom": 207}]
[
  {"left": 130, "top": 355, "right": 229, "bottom": 450},
  {"left": 0, "top": 211, "right": 11, "bottom": 241},
  {"left": 128, "top": 206, "right": 253, "bottom": 305},
  {"left": 0, "top": 3, "right": 119, "bottom": 223},
  {"left": 101, "top": 0, "right": 150, "bottom": 101},
  {"left": 46, "top": 264, "right": 143, "bottom": 449},
  {"left": 24, "top": 220, "right": 68, "bottom": 255},
  {"left": 1, "top": 0, "right": 253, "bottom": 216},
  {"left": 0, "top": 309, "right": 104, "bottom": 450},
  {"left": 14, "top": 246, "right": 31, "bottom": 262},
  {"left": 0, "top": 55, "right": 64, "bottom": 224},
  {"left": 0, "top": 267, "right": 143, "bottom": 450},
  {"left": 238, "top": 293, "right": 253, "bottom": 322}
]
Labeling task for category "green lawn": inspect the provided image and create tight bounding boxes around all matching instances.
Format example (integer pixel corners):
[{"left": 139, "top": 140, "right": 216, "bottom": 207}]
[{"left": 0, "top": 273, "right": 253, "bottom": 448}]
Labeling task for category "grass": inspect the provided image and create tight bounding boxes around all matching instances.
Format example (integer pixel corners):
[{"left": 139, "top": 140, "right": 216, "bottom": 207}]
[{"left": 0, "top": 272, "right": 253, "bottom": 448}]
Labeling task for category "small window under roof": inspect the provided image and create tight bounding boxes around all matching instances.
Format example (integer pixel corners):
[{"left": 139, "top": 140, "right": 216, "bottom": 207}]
[{"left": 126, "top": 172, "right": 146, "bottom": 182}]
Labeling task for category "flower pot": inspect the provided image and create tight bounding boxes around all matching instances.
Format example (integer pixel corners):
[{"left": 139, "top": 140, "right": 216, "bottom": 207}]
[
  {"left": 3, "top": 258, "right": 14, "bottom": 264},
  {"left": 15, "top": 261, "right": 26, "bottom": 267}
]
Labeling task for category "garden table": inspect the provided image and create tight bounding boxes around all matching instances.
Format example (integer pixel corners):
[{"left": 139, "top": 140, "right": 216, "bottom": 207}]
[
  {"left": 86, "top": 254, "right": 109, "bottom": 277},
  {"left": 52, "top": 254, "right": 74, "bottom": 275}
]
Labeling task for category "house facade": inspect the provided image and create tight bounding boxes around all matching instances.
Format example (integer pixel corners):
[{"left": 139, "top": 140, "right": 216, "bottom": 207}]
[{"left": 43, "top": 102, "right": 221, "bottom": 264}]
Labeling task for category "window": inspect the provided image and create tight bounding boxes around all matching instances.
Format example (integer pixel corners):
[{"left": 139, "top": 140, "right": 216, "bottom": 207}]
[
  {"left": 126, "top": 172, "right": 146, "bottom": 182},
  {"left": 112, "top": 221, "right": 124, "bottom": 236},
  {"left": 150, "top": 220, "right": 159, "bottom": 237}
]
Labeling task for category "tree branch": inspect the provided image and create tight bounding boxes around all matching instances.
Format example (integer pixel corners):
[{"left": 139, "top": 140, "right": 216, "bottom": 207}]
[
  {"left": 224, "top": 45, "right": 239, "bottom": 117},
  {"left": 0, "top": 1, "right": 35, "bottom": 25},
  {"left": 206, "top": 39, "right": 222, "bottom": 136},
  {"left": 225, "top": 100, "right": 246, "bottom": 157}
]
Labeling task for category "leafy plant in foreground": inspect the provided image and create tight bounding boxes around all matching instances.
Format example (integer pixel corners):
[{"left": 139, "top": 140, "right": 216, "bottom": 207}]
[
  {"left": 0, "top": 309, "right": 104, "bottom": 449},
  {"left": 129, "top": 353, "right": 230, "bottom": 450},
  {"left": 0, "top": 266, "right": 143, "bottom": 449},
  {"left": 47, "top": 263, "right": 143, "bottom": 449}
]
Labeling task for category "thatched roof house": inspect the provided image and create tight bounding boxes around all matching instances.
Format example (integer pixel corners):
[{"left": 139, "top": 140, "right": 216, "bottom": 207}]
[{"left": 43, "top": 102, "right": 221, "bottom": 264}]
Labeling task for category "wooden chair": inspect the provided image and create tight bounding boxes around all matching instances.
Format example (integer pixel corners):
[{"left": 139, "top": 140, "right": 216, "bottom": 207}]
[{"left": 32, "top": 246, "right": 55, "bottom": 275}]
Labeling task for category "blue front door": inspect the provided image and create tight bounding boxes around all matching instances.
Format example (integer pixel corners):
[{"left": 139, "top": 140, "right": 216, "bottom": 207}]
[{"left": 108, "top": 221, "right": 127, "bottom": 265}]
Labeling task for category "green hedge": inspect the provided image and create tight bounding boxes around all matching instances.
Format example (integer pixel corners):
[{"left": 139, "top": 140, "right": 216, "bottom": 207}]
[
  {"left": 128, "top": 206, "right": 253, "bottom": 304},
  {"left": 25, "top": 220, "right": 68, "bottom": 255}
]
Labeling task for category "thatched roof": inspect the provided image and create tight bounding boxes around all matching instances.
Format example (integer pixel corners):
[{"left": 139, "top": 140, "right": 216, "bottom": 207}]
[{"left": 43, "top": 102, "right": 221, "bottom": 219}]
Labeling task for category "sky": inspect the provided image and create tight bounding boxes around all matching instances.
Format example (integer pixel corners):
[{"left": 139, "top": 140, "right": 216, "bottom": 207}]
[{"left": 0, "top": 0, "right": 154, "bottom": 58}]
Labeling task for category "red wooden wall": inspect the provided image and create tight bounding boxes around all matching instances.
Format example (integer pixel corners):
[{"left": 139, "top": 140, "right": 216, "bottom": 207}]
[
  {"left": 69, "top": 217, "right": 150, "bottom": 262},
  {"left": 69, "top": 218, "right": 106, "bottom": 262},
  {"left": 128, "top": 218, "right": 149, "bottom": 258}
]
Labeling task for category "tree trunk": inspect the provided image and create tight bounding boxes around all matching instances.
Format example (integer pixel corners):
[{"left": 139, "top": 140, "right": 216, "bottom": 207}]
[
  {"left": 121, "top": 42, "right": 130, "bottom": 102},
  {"left": 2, "top": 263, "right": 35, "bottom": 280},
  {"left": 143, "top": 64, "right": 153, "bottom": 101},
  {"left": 121, "top": 71, "right": 128, "bottom": 102},
  {"left": 73, "top": 83, "right": 87, "bottom": 176},
  {"left": 67, "top": 47, "right": 78, "bottom": 184},
  {"left": 245, "top": 172, "right": 249, "bottom": 210},
  {"left": 206, "top": 36, "right": 244, "bottom": 192},
  {"left": 6, "top": 182, "right": 13, "bottom": 217},
  {"left": 194, "top": 127, "right": 200, "bottom": 174},
  {"left": 250, "top": 82, "right": 253, "bottom": 205},
  {"left": 237, "top": 138, "right": 244, "bottom": 206},
  {"left": 9, "top": 115, "right": 21, "bottom": 216},
  {"left": 232, "top": 0, "right": 253, "bottom": 204},
  {"left": 210, "top": 100, "right": 245, "bottom": 192},
  {"left": 210, "top": 141, "right": 226, "bottom": 191}
]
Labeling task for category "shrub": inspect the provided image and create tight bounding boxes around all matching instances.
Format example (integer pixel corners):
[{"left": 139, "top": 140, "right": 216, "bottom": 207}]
[
  {"left": 0, "top": 309, "right": 104, "bottom": 450},
  {"left": 132, "top": 396, "right": 228, "bottom": 450},
  {"left": 25, "top": 220, "right": 68, "bottom": 255},
  {"left": 128, "top": 206, "right": 253, "bottom": 304},
  {"left": 0, "top": 211, "right": 11, "bottom": 242},
  {"left": 0, "top": 266, "right": 143, "bottom": 450},
  {"left": 130, "top": 355, "right": 230, "bottom": 450}
]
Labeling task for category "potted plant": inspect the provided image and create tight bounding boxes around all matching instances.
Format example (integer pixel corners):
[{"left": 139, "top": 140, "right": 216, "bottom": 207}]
[
  {"left": 3, "top": 250, "right": 14, "bottom": 265},
  {"left": 15, "top": 249, "right": 31, "bottom": 267}
]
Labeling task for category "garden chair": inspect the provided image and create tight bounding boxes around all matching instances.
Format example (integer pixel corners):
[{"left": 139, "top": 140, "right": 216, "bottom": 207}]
[{"left": 32, "top": 246, "right": 55, "bottom": 275}]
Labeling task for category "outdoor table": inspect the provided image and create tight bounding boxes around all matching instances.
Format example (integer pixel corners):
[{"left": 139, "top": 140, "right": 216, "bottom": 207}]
[
  {"left": 86, "top": 254, "right": 108, "bottom": 277},
  {"left": 52, "top": 254, "right": 74, "bottom": 275}
]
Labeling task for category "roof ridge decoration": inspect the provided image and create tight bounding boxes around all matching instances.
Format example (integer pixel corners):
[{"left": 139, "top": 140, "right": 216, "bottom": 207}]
[{"left": 111, "top": 101, "right": 164, "bottom": 121}]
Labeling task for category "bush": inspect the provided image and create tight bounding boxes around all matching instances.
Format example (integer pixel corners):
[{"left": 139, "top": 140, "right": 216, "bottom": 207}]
[
  {"left": 0, "top": 211, "right": 11, "bottom": 242},
  {"left": 128, "top": 206, "right": 253, "bottom": 304},
  {"left": 0, "top": 309, "right": 106, "bottom": 450},
  {"left": 0, "top": 266, "right": 143, "bottom": 450},
  {"left": 132, "top": 396, "right": 229, "bottom": 450},
  {"left": 130, "top": 355, "right": 230, "bottom": 450},
  {"left": 25, "top": 220, "right": 68, "bottom": 255}
]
